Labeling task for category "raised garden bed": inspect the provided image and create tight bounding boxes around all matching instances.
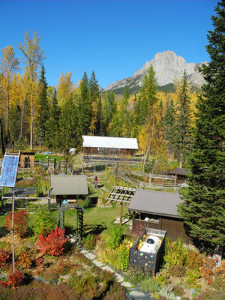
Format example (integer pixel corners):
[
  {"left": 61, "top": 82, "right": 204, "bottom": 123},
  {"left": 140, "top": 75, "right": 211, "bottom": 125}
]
[{"left": 129, "top": 228, "right": 166, "bottom": 275}]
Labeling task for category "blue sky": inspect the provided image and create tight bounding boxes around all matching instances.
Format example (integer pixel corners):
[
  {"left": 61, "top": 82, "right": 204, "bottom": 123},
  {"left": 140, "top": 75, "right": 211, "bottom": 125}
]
[{"left": 1, "top": 0, "right": 218, "bottom": 89}]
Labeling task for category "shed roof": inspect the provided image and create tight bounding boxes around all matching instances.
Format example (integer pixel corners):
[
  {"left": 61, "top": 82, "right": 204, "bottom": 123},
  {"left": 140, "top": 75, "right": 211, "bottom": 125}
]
[
  {"left": 168, "top": 168, "right": 187, "bottom": 176},
  {"left": 82, "top": 135, "right": 138, "bottom": 150},
  {"left": 128, "top": 189, "right": 183, "bottom": 219},
  {"left": 50, "top": 175, "right": 88, "bottom": 196}
]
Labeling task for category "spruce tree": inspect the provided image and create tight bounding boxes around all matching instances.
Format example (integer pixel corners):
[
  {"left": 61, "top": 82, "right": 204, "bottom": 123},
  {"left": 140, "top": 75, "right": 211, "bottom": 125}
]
[
  {"left": 139, "top": 65, "right": 158, "bottom": 124},
  {"left": 175, "top": 72, "right": 192, "bottom": 164},
  {"left": 37, "top": 65, "right": 49, "bottom": 146},
  {"left": 58, "top": 97, "right": 78, "bottom": 152},
  {"left": 45, "top": 89, "right": 61, "bottom": 149},
  {"left": 78, "top": 72, "right": 91, "bottom": 135},
  {"left": 178, "top": 1, "right": 225, "bottom": 254}
]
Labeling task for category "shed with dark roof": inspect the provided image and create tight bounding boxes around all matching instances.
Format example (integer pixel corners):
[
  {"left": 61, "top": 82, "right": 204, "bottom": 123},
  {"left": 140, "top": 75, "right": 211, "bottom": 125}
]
[
  {"left": 168, "top": 168, "right": 187, "bottom": 184},
  {"left": 129, "top": 189, "right": 190, "bottom": 243},
  {"left": 50, "top": 175, "right": 88, "bottom": 205}
]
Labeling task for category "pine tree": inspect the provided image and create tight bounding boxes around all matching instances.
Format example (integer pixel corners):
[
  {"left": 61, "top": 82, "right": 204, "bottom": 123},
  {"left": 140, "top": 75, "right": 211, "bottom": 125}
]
[
  {"left": 178, "top": 1, "right": 225, "bottom": 254},
  {"left": 37, "top": 65, "right": 49, "bottom": 146}
]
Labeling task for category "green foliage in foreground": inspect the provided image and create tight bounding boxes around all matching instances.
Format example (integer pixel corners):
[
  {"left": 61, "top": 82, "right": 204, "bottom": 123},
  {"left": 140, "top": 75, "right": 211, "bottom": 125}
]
[
  {"left": 30, "top": 205, "right": 57, "bottom": 237},
  {"left": 178, "top": 0, "right": 225, "bottom": 254}
]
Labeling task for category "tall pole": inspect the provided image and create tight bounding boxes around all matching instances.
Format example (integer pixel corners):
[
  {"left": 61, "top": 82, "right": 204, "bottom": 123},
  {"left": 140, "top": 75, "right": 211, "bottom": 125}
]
[{"left": 12, "top": 187, "right": 15, "bottom": 273}]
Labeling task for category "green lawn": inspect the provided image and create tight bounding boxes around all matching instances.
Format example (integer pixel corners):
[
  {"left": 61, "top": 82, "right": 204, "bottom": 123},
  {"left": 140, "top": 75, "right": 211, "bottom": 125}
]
[
  {"left": 50, "top": 204, "right": 128, "bottom": 228},
  {"left": 83, "top": 205, "right": 128, "bottom": 226},
  {"left": 35, "top": 153, "right": 64, "bottom": 162},
  {"left": 0, "top": 215, "right": 5, "bottom": 227}
]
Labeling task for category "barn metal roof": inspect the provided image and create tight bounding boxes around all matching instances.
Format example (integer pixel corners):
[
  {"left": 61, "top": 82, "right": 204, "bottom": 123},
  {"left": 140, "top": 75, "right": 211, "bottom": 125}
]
[
  {"left": 128, "top": 189, "right": 183, "bottom": 219},
  {"left": 50, "top": 175, "right": 88, "bottom": 196},
  {"left": 82, "top": 135, "right": 138, "bottom": 150}
]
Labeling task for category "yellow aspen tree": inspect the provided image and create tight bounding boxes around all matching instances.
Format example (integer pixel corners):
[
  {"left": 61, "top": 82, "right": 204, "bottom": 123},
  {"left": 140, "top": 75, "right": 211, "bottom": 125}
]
[
  {"left": 18, "top": 31, "right": 45, "bottom": 150},
  {"left": 57, "top": 72, "right": 75, "bottom": 106},
  {"left": 0, "top": 45, "right": 19, "bottom": 138}
]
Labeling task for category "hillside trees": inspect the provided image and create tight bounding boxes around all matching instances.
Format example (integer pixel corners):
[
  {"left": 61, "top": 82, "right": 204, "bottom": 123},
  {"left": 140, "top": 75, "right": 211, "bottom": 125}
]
[{"left": 178, "top": 0, "right": 225, "bottom": 254}]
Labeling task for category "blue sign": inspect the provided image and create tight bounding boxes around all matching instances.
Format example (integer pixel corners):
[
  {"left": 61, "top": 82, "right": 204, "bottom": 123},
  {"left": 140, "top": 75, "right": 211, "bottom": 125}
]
[{"left": 0, "top": 155, "right": 19, "bottom": 188}]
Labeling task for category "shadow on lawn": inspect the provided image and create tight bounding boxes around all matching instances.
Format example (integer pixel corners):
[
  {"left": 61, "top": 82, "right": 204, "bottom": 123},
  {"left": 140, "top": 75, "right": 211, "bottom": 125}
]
[{"left": 83, "top": 224, "right": 107, "bottom": 237}]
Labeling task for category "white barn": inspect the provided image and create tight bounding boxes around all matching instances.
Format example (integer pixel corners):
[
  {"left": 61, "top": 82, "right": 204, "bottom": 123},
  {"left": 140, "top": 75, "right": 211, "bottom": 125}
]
[{"left": 82, "top": 135, "right": 138, "bottom": 156}]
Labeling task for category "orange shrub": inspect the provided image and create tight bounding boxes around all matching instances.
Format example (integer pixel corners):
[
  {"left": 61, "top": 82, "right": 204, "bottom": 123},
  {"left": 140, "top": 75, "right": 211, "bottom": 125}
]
[{"left": 4, "top": 210, "right": 29, "bottom": 238}]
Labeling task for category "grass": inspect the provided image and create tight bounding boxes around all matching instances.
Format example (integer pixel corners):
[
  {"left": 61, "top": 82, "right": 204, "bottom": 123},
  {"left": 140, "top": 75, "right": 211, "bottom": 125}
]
[
  {"left": 35, "top": 153, "right": 64, "bottom": 162},
  {"left": 0, "top": 215, "right": 5, "bottom": 227},
  {"left": 49, "top": 204, "right": 128, "bottom": 228},
  {"left": 84, "top": 205, "right": 128, "bottom": 226}
]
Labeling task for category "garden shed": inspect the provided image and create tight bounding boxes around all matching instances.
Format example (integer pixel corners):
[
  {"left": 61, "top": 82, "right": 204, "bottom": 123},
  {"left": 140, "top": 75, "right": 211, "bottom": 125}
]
[
  {"left": 50, "top": 175, "right": 88, "bottom": 206},
  {"left": 128, "top": 189, "right": 191, "bottom": 243},
  {"left": 19, "top": 152, "right": 35, "bottom": 168},
  {"left": 168, "top": 167, "right": 187, "bottom": 185},
  {"left": 82, "top": 135, "right": 138, "bottom": 156}
]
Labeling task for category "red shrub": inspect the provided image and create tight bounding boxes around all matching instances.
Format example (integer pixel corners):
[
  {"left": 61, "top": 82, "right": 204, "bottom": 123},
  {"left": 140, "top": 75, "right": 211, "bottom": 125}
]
[
  {"left": 7, "top": 270, "right": 24, "bottom": 288},
  {"left": 0, "top": 249, "right": 10, "bottom": 269},
  {"left": 36, "top": 227, "right": 69, "bottom": 256},
  {"left": 0, "top": 270, "right": 24, "bottom": 288},
  {"left": 4, "top": 210, "right": 29, "bottom": 237}
]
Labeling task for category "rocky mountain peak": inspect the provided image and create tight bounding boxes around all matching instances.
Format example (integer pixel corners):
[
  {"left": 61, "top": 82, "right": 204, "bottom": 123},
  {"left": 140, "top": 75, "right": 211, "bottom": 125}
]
[{"left": 105, "top": 50, "right": 207, "bottom": 94}]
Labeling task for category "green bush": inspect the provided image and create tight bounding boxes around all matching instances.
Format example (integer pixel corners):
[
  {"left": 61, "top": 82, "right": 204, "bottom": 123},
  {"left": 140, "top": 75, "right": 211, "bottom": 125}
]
[
  {"left": 83, "top": 234, "right": 95, "bottom": 250},
  {"left": 164, "top": 238, "right": 188, "bottom": 267},
  {"left": 106, "top": 225, "right": 123, "bottom": 249},
  {"left": 82, "top": 197, "right": 91, "bottom": 209},
  {"left": 118, "top": 244, "right": 129, "bottom": 271},
  {"left": 140, "top": 277, "right": 160, "bottom": 293},
  {"left": 30, "top": 205, "right": 57, "bottom": 237}
]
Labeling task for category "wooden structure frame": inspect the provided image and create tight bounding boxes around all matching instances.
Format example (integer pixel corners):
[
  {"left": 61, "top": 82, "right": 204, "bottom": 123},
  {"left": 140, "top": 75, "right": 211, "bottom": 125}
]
[
  {"left": 106, "top": 186, "right": 136, "bottom": 225},
  {"left": 58, "top": 203, "right": 84, "bottom": 239},
  {"left": 106, "top": 186, "right": 136, "bottom": 204}
]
